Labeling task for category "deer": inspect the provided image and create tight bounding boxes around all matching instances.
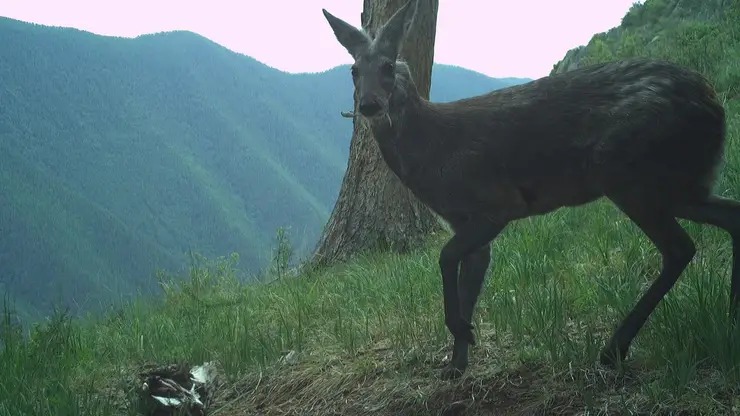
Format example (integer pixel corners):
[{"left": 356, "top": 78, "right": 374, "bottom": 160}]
[{"left": 321, "top": 0, "right": 740, "bottom": 380}]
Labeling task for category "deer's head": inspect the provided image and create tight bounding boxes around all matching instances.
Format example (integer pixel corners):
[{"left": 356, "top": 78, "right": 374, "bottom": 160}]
[{"left": 322, "top": 0, "right": 417, "bottom": 118}]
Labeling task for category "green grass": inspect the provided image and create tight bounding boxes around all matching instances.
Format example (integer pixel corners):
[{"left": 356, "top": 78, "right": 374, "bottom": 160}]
[{"left": 4, "top": 184, "right": 740, "bottom": 414}]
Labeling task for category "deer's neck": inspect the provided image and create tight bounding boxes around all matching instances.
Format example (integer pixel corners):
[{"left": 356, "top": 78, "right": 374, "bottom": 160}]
[{"left": 367, "top": 67, "right": 430, "bottom": 180}]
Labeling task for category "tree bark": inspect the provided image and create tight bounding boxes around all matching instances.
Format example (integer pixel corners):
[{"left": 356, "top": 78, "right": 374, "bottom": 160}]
[{"left": 311, "top": 0, "right": 442, "bottom": 267}]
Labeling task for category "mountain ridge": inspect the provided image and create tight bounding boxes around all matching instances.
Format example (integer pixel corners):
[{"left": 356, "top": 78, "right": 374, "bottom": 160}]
[{"left": 0, "top": 15, "right": 531, "bottom": 319}]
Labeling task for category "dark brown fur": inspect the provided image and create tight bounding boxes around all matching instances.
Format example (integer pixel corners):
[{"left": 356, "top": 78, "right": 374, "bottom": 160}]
[
  {"left": 323, "top": 0, "right": 740, "bottom": 380},
  {"left": 375, "top": 59, "right": 725, "bottom": 221}
]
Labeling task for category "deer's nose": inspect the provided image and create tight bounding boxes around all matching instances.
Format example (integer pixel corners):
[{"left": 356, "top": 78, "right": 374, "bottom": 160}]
[{"left": 358, "top": 99, "right": 382, "bottom": 117}]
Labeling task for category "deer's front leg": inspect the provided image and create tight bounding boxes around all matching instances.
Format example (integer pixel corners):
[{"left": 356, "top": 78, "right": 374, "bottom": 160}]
[{"left": 438, "top": 217, "right": 505, "bottom": 379}]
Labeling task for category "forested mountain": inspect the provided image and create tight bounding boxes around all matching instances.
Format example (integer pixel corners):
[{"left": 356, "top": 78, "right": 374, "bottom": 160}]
[{"left": 0, "top": 16, "right": 530, "bottom": 318}]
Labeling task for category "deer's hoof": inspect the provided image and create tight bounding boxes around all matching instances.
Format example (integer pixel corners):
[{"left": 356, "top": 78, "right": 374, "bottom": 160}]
[
  {"left": 440, "top": 363, "right": 465, "bottom": 380},
  {"left": 599, "top": 344, "right": 626, "bottom": 368}
]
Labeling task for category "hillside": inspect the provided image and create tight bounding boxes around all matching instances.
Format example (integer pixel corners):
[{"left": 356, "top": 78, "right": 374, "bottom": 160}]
[
  {"left": 0, "top": 16, "right": 530, "bottom": 319},
  {"left": 6, "top": 0, "right": 740, "bottom": 413},
  {"left": 551, "top": 0, "right": 739, "bottom": 99}
]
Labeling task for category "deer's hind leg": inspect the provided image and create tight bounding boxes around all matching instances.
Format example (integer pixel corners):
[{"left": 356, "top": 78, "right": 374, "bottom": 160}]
[
  {"left": 600, "top": 192, "right": 696, "bottom": 367},
  {"left": 675, "top": 195, "right": 740, "bottom": 320}
]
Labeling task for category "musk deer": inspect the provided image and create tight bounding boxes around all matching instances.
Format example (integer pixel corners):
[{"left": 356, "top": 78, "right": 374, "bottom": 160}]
[{"left": 322, "top": 0, "right": 740, "bottom": 379}]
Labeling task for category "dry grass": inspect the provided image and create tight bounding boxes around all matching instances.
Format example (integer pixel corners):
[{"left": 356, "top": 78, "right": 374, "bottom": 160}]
[{"left": 206, "top": 327, "right": 739, "bottom": 416}]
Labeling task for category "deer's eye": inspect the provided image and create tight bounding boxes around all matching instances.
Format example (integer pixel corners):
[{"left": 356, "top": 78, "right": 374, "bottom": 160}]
[
  {"left": 350, "top": 67, "right": 359, "bottom": 78},
  {"left": 381, "top": 62, "right": 395, "bottom": 76}
]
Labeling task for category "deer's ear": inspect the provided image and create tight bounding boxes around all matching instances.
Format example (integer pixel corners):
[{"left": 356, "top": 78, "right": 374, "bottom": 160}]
[
  {"left": 323, "top": 9, "right": 370, "bottom": 60},
  {"left": 372, "top": 0, "right": 417, "bottom": 59}
]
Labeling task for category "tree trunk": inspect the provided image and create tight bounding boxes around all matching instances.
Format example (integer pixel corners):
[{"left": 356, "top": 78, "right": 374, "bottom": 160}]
[{"left": 311, "top": 0, "right": 442, "bottom": 267}]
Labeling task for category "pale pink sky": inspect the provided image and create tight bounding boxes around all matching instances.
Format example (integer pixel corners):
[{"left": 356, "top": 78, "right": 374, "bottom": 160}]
[{"left": 1, "top": 0, "right": 641, "bottom": 79}]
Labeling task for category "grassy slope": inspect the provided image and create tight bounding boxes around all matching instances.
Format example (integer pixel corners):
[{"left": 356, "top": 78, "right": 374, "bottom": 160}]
[
  {"left": 5, "top": 1, "right": 740, "bottom": 414},
  {"left": 0, "top": 18, "right": 529, "bottom": 320}
]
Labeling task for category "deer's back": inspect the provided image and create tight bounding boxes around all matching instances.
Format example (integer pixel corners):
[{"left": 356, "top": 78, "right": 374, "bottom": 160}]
[{"left": 409, "top": 58, "right": 725, "bottom": 221}]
